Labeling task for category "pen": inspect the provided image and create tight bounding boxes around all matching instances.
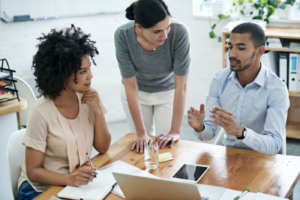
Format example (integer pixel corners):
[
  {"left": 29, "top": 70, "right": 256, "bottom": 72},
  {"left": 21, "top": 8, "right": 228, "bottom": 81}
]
[
  {"left": 86, "top": 152, "right": 97, "bottom": 178},
  {"left": 234, "top": 189, "right": 250, "bottom": 200}
]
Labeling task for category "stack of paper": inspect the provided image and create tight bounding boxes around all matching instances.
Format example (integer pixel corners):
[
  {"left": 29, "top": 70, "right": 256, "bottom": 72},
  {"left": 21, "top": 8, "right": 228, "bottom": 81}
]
[
  {"left": 290, "top": 41, "right": 300, "bottom": 50},
  {"left": 159, "top": 152, "right": 173, "bottom": 162},
  {"left": 0, "top": 72, "right": 9, "bottom": 79},
  {"left": 0, "top": 89, "right": 13, "bottom": 100},
  {"left": 267, "top": 38, "right": 282, "bottom": 48}
]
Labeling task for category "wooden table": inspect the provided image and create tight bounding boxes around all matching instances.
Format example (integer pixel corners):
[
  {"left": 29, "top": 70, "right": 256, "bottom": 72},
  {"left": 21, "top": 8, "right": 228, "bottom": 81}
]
[
  {"left": 36, "top": 133, "right": 300, "bottom": 200},
  {"left": 0, "top": 97, "right": 27, "bottom": 199}
]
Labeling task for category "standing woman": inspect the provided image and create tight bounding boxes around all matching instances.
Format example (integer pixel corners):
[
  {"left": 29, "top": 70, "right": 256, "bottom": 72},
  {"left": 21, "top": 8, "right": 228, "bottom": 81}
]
[
  {"left": 115, "top": 0, "right": 191, "bottom": 153},
  {"left": 17, "top": 25, "right": 111, "bottom": 200}
]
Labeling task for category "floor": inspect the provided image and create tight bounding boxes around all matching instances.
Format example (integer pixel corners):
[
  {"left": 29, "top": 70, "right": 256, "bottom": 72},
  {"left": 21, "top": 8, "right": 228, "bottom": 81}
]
[{"left": 99, "top": 116, "right": 300, "bottom": 200}]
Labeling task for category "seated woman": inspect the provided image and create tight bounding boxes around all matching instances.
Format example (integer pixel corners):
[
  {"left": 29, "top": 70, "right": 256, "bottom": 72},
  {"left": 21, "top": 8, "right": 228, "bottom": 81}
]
[{"left": 17, "top": 24, "right": 111, "bottom": 200}]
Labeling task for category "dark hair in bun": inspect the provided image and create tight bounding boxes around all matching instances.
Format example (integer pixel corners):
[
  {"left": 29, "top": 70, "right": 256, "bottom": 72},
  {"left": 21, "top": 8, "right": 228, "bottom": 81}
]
[{"left": 125, "top": 0, "right": 171, "bottom": 28}]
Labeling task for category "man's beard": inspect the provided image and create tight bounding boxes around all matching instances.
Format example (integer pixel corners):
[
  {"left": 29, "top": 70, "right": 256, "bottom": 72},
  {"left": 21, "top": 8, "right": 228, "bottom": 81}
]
[{"left": 230, "top": 51, "right": 255, "bottom": 72}]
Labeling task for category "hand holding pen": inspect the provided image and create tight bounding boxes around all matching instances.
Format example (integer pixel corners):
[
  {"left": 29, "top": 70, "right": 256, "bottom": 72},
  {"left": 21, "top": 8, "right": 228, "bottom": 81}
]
[{"left": 86, "top": 152, "right": 97, "bottom": 178}]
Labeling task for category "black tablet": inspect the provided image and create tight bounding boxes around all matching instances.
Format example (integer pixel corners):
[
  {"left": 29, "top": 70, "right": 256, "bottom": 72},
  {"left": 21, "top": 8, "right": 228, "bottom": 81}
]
[{"left": 171, "top": 164, "right": 210, "bottom": 183}]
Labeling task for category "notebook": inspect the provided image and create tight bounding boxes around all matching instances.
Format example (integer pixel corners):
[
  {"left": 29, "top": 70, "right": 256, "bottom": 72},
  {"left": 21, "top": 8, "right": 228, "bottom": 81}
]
[{"left": 57, "top": 171, "right": 116, "bottom": 200}]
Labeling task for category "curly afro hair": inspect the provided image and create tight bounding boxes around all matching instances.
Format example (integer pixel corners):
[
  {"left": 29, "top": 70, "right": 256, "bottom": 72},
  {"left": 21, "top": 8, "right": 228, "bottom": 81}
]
[{"left": 32, "top": 24, "right": 99, "bottom": 100}]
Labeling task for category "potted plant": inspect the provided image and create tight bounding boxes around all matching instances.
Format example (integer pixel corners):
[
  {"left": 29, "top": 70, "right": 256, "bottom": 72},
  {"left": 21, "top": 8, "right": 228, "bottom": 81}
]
[
  {"left": 278, "top": 0, "right": 296, "bottom": 19},
  {"left": 209, "top": 0, "right": 276, "bottom": 41}
]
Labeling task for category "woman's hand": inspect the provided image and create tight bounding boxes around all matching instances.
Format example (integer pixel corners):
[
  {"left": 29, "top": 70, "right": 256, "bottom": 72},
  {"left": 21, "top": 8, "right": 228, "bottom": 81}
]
[
  {"left": 70, "top": 168, "right": 98, "bottom": 187},
  {"left": 155, "top": 131, "right": 180, "bottom": 148},
  {"left": 81, "top": 89, "right": 102, "bottom": 115},
  {"left": 131, "top": 134, "right": 153, "bottom": 153}
]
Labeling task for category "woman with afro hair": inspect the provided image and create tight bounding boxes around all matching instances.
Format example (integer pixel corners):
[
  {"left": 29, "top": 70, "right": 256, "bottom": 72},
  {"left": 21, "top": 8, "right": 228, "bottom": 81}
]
[{"left": 17, "top": 24, "right": 111, "bottom": 200}]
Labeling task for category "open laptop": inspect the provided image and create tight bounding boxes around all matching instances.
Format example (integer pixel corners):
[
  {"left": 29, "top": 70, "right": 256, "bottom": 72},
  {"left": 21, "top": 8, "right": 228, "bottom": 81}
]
[{"left": 112, "top": 172, "right": 209, "bottom": 200}]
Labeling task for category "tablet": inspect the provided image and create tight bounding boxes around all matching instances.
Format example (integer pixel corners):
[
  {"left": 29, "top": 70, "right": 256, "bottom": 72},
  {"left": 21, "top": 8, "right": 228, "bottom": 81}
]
[{"left": 171, "top": 164, "right": 210, "bottom": 183}]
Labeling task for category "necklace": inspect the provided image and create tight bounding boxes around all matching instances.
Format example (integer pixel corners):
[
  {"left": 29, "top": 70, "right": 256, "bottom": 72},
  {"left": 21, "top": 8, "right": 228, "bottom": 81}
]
[{"left": 153, "top": 47, "right": 156, "bottom": 51}]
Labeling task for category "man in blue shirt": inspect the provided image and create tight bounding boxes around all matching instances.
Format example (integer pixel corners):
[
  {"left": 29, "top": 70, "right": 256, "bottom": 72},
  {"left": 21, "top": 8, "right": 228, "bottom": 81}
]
[{"left": 188, "top": 23, "right": 289, "bottom": 155}]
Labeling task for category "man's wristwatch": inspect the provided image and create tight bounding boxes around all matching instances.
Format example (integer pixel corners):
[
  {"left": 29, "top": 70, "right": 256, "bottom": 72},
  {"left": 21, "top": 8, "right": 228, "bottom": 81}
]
[{"left": 237, "top": 127, "right": 247, "bottom": 139}]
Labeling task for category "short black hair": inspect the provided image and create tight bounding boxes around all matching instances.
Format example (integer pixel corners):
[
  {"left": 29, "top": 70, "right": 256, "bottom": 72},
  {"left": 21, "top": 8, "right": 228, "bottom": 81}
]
[
  {"left": 32, "top": 24, "right": 99, "bottom": 100},
  {"left": 125, "top": 0, "right": 171, "bottom": 28},
  {"left": 231, "top": 22, "right": 266, "bottom": 48}
]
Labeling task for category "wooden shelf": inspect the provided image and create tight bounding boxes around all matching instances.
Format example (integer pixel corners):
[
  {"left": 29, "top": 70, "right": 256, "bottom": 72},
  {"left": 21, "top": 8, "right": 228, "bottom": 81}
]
[
  {"left": 286, "top": 121, "right": 300, "bottom": 139},
  {"left": 223, "top": 26, "right": 300, "bottom": 40},
  {"left": 289, "top": 91, "right": 300, "bottom": 97},
  {"left": 224, "top": 44, "right": 300, "bottom": 53},
  {"left": 0, "top": 96, "right": 27, "bottom": 116}
]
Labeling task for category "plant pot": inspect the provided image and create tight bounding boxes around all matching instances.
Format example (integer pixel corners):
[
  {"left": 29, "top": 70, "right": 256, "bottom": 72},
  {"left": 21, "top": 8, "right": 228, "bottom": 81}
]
[
  {"left": 211, "top": 0, "right": 230, "bottom": 16},
  {"left": 278, "top": 5, "right": 294, "bottom": 19}
]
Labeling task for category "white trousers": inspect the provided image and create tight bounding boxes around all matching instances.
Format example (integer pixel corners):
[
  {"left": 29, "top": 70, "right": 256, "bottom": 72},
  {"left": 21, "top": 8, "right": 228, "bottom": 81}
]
[{"left": 121, "top": 85, "right": 174, "bottom": 136}]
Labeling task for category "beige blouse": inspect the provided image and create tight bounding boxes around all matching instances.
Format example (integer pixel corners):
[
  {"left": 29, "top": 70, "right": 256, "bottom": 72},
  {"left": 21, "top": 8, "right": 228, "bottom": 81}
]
[{"left": 17, "top": 93, "right": 107, "bottom": 192}]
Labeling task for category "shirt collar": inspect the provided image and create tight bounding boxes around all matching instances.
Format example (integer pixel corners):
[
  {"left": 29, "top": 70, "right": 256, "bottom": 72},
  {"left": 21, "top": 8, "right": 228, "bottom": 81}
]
[{"left": 228, "top": 63, "right": 266, "bottom": 87}]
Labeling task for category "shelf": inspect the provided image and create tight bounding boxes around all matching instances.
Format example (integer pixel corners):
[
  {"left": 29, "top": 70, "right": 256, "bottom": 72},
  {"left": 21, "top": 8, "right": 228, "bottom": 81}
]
[
  {"left": 224, "top": 44, "right": 300, "bottom": 53},
  {"left": 223, "top": 27, "right": 300, "bottom": 40},
  {"left": 289, "top": 91, "right": 300, "bottom": 97},
  {"left": 286, "top": 121, "right": 300, "bottom": 139}
]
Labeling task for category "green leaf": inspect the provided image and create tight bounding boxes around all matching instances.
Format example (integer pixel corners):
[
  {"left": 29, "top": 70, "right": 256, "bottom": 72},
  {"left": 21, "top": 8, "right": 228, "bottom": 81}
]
[
  {"left": 212, "top": 24, "right": 216, "bottom": 29},
  {"left": 218, "top": 14, "right": 225, "bottom": 19},
  {"left": 218, "top": 37, "right": 222, "bottom": 42},
  {"left": 250, "top": 11, "right": 253, "bottom": 15},
  {"left": 240, "top": 10, "right": 245, "bottom": 15},
  {"left": 279, "top": 3, "right": 286, "bottom": 9},
  {"left": 264, "top": 18, "right": 269, "bottom": 23},
  {"left": 209, "top": 31, "right": 216, "bottom": 39},
  {"left": 223, "top": 15, "right": 230, "bottom": 19},
  {"left": 252, "top": 16, "right": 262, "bottom": 20},
  {"left": 254, "top": 2, "right": 260, "bottom": 9}
]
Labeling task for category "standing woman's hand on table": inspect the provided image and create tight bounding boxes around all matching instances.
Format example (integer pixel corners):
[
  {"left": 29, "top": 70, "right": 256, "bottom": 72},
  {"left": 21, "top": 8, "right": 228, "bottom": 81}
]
[
  {"left": 155, "top": 131, "right": 180, "bottom": 149},
  {"left": 132, "top": 134, "right": 153, "bottom": 153}
]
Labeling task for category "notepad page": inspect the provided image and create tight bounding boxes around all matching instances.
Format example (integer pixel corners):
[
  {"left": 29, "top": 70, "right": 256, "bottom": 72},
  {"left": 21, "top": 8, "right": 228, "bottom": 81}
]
[
  {"left": 254, "top": 193, "right": 288, "bottom": 200},
  {"left": 93, "top": 171, "right": 116, "bottom": 185},
  {"left": 58, "top": 183, "right": 111, "bottom": 200},
  {"left": 219, "top": 189, "right": 256, "bottom": 200}
]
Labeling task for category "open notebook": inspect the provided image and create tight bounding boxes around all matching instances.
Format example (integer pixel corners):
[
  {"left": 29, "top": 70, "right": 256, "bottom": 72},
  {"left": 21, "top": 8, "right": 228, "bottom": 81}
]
[
  {"left": 57, "top": 171, "right": 116, "bottom": 200},
  {"left": 57, "top": 160, "right": 158, "bottom": 200}
]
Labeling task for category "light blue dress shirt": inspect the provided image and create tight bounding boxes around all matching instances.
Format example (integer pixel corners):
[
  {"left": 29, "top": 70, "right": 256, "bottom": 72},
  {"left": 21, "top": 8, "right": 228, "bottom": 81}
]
[{"left": 195, "top": 65, "right": 290, "bottom": 155}]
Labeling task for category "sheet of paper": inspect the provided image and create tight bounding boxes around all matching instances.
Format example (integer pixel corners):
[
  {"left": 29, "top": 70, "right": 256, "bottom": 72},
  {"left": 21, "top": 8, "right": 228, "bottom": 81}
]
[
  {"left": 93, "top": 171, "right": 116, "bottom": 185},
  {"left": 220, "top": 189, "right": 256, "bottom": 200},
  {"left": 58, "top": 182, "right": 111, "bottom": 200},
  {"left": 197, "top": 184, "right": 226, "bottom": 200},
  {"left": 254, "top": 193, "right": 288, "bottom": 200},
  {"left": 97, "top": 161, "right": 159, "bottom": 198}
]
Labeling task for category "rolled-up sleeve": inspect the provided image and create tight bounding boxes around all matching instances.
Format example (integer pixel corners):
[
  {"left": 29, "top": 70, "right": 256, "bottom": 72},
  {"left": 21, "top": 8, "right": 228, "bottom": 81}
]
[
  {"left": 242, "top": 85, "right": 289, "bottom": 155},
  {"left": 114, "top": 28, "right": 136, "bottom": 78},
  {"left": 194, "top": 75, "right": 221, "bottom": 141},
  {"left": 23, "top": 107, "right": 48, "bottom": 153}
]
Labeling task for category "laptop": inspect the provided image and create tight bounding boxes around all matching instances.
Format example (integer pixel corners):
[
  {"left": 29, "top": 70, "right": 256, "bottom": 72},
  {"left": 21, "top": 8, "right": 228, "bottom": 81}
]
[{"left": 112, "top": 172, "right": 209, "bottom": 200}]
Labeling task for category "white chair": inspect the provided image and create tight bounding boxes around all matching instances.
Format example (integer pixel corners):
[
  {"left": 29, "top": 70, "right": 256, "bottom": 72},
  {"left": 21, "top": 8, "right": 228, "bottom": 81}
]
[
  {"left": 14, "top": 76, "right": 37, "bottom": 127},
  {"left": 213, "top": 128, "right": 286, "bottom": 155},
  {"left": 6, "top": 129, "right": 26, "bottom": 200}
]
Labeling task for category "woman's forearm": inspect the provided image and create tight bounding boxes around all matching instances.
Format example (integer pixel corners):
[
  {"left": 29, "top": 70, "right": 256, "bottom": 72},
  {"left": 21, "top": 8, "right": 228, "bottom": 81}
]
[
  {"left": 93, "top": 111, "right": 111, "bottom": 154},
  {"left": 27, "top": 167, "right": 72, "bottom": 186},
  {"left": 124, "top": 80, "right": 147, "bottom": 136},
  {"left": 170, "top": 86, "right": 187, "bottom": 133}
]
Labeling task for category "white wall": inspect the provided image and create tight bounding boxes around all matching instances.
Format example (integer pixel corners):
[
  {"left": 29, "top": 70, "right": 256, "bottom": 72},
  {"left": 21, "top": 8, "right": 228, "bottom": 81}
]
[{"left": 0, "top": 0, "right": 230, "bottom": 122}]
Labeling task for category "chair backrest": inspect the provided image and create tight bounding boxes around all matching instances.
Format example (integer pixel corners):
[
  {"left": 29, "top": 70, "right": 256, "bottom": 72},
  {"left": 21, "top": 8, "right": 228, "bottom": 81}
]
[
  {"left": 213, "top": 128, "right": 286, "bottom": 155},
  {"left": 14, "top": 76, "right": 37, "bottom": 126},
  {"left": 6, "top": 129, "right": 26, "bottom": 200}
]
